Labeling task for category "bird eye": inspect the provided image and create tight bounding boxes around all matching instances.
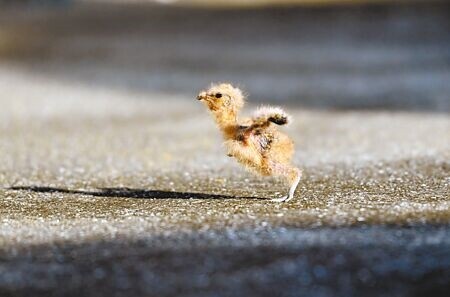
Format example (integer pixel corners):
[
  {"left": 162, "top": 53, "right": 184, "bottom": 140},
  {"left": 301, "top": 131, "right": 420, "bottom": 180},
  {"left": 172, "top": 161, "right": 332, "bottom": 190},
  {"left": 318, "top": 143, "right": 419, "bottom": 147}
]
[{"left": 215, "top": 93, "right": 222, "bottom": 98}]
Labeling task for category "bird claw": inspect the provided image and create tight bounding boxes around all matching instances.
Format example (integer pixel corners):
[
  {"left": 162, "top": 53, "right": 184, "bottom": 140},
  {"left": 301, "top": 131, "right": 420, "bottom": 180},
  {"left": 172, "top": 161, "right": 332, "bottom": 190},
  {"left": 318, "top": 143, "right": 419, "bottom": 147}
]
[{"left": 271, "top": 195, "right": 289, "bottom": 203}]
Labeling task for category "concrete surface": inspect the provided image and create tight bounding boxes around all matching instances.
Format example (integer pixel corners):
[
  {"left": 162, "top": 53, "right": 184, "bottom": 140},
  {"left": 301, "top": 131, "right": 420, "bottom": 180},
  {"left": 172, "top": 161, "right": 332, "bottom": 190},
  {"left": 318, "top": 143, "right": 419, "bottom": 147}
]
[{"left": 0, "top": 65, "right": 449, "bottom": 296}]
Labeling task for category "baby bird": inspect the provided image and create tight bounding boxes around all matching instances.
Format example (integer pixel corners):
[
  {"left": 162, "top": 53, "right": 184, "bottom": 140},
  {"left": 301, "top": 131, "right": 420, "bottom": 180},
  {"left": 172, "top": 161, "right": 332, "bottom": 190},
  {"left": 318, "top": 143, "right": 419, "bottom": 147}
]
[{"left": 197, "top": 83, "right": 301, "bottom": 202}]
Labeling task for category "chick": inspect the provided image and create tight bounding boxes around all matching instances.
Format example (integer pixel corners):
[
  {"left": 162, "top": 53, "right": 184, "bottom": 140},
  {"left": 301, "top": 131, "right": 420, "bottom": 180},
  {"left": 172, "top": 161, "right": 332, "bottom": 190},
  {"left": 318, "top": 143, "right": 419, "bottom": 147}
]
[{"left": 197, "top": 83, "right": 301, "bottom": 202}]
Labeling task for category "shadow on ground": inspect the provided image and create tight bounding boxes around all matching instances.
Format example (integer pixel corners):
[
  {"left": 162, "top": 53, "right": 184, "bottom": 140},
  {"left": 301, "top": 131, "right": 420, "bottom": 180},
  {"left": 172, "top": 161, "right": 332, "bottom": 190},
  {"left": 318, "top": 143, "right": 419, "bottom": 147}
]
[
  {"left": 0, "top": 226, "right": 449, "bottom": 297},
  {"left": 9, "top": 186, "right": 262, "bottom": 200}
]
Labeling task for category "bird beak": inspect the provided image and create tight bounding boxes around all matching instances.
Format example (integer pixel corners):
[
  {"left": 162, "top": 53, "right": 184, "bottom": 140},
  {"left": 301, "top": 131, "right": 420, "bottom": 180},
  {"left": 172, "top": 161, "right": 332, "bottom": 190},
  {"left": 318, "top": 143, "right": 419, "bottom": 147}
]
[{"left": 197, "top": 91, "right": 206, "bottom": 100}]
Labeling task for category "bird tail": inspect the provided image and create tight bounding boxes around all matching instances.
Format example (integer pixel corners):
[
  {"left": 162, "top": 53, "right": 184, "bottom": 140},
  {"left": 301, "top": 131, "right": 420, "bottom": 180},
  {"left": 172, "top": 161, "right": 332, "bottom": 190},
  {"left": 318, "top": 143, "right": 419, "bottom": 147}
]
[{"left": 252, "top": 106, "right": 291, "bottom": 127}]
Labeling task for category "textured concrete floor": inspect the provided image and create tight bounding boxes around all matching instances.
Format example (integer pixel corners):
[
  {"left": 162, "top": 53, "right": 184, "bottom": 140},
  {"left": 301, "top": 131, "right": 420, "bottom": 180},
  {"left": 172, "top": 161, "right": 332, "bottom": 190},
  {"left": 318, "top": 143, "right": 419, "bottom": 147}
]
[{"left": 0, "top": 65, "right": 449, "bottom": 296}]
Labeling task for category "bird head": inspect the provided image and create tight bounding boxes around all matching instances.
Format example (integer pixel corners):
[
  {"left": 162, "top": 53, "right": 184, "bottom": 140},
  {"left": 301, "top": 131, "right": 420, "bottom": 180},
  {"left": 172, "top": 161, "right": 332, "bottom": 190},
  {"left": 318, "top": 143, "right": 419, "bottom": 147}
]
[{"left": 197, "top": 83, "right": 245, "bottom": 114}]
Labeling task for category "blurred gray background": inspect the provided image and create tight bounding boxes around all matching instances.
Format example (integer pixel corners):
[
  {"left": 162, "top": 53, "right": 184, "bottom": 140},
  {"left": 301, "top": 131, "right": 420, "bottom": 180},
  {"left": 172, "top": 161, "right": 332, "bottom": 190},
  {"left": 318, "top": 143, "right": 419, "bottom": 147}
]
[{"left": 0, "top": 0, "right": 449, "bottom": 111}]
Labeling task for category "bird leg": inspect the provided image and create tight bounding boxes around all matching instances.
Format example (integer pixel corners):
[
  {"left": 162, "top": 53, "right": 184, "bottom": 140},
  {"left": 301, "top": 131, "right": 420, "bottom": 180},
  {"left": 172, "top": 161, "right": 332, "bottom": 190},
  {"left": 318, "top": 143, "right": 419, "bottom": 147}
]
[{"left": 271, "top": 167, "right": 301, "bottom": 202}]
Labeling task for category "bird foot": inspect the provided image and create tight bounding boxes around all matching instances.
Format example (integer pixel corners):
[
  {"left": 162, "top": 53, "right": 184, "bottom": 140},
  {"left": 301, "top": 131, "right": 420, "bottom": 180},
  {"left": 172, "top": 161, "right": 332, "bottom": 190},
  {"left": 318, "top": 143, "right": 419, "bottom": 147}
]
[{"left": 270, "top": 195, "right": 292, "bottom": 203}]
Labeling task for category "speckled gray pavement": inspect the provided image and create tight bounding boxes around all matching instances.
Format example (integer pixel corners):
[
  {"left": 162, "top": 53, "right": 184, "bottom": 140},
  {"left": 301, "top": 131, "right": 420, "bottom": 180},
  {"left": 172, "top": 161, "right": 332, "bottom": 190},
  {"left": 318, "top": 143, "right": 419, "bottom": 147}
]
[{"left": 0, "top": 3, "right": 450, "bottom": 297}]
